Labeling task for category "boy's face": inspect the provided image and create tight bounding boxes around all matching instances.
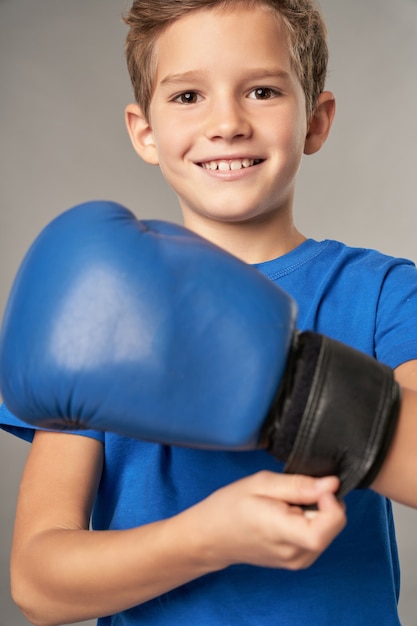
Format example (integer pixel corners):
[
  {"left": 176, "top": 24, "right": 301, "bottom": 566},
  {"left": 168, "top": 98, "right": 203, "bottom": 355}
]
[{"left": 129, "top": 4, "right": 319, "bottom": 229}]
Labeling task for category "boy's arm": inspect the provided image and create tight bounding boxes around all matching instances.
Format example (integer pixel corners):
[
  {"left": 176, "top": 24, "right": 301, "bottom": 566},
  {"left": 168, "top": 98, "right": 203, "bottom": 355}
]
[
  {"left": 11, "top": 431, "right": 345, "bottom": 626},
  {"left": 370, "top": 359, "right": 417, "bottom": 506}
]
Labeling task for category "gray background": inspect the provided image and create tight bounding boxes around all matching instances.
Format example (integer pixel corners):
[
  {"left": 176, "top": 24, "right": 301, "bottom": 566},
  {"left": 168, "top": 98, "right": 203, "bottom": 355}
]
[{"left": 0, "top": 0, "right": 416, "bottom": 624}]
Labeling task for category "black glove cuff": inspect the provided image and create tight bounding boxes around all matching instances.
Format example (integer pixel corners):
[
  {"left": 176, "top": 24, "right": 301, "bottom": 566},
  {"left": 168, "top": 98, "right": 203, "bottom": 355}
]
[
  {"left": 262, "top": 332, "right": 322, "bottom": 460},
  {"left": 262, "top": 332, "right": 401, "bottom": 498}
]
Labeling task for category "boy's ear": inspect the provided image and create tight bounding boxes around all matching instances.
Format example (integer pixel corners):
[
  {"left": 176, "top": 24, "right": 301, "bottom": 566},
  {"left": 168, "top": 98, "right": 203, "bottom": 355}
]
[
  {"left": 125, "top": 103, "right": 159, "bottom": 165},
  {"left": 304, "top": 91, "right": 336, "bottom": 156}
]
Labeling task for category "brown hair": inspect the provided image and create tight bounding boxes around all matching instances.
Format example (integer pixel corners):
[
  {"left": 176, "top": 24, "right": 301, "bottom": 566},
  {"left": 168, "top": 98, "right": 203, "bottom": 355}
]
[{"left": 123, "top": 0, "right": 328, "bottom": 121}]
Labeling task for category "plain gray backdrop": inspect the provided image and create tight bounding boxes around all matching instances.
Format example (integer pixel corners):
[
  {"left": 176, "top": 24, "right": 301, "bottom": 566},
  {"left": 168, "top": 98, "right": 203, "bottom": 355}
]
[{"left": 1, "top": 1, "right": 416, "bottom": 624}]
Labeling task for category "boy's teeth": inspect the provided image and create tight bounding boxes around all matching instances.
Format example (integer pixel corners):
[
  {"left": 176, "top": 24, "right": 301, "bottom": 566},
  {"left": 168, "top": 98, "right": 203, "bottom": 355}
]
[{"left": 204, "top": 158, "right": 255, "bottom": 171}]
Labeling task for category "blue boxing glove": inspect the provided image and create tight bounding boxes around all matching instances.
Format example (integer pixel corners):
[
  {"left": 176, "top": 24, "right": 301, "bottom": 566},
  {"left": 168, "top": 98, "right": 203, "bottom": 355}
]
[
  {"left": 0, "top": 201, "right": 400, "bottom": 497},
  {"left": 0, "top": 201, "right": 295, "bottom": 449}
]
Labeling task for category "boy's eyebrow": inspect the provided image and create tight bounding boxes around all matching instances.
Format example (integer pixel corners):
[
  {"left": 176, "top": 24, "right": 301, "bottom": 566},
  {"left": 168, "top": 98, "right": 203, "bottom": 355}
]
[
  {"left": 159, "top": 68, "right": 291, "bottom": 87},
  {"left": 159, "top": 70, "right": 204, "bottom": 86}
]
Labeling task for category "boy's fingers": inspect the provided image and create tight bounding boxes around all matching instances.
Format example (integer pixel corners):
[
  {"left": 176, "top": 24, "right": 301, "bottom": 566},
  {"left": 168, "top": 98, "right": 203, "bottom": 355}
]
[
  {"left": 254, "top": 471, "right": 340, "bottom": 504},
  {"left": 284, "top": 491, "right": 346, "bottom": 549}
]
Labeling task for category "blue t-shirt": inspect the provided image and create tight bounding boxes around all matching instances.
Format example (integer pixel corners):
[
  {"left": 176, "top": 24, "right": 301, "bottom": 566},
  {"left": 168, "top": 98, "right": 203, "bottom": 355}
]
[{"left": 2, "top": 238, "right": 417, "bottom": 625}]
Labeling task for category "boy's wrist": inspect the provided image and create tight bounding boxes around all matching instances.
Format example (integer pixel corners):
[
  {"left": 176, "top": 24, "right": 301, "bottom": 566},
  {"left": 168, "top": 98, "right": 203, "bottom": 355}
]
[{"left": 161, "top": 507, "right": 229, "bottom": 578}]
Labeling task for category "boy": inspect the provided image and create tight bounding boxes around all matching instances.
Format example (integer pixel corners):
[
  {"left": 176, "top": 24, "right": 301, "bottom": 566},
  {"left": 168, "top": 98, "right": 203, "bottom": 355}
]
[{"left": 2, "top": 0, "right": 417, "bottom": 624}]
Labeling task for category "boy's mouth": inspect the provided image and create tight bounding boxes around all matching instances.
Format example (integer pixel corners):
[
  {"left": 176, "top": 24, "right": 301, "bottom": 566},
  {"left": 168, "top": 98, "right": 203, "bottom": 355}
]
[{"left": 199, "top": 158, "right": 263, "bottom": 171}]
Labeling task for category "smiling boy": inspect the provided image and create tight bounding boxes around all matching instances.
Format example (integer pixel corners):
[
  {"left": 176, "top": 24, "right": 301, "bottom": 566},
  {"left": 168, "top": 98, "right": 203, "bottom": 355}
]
[
  {"left": 125, "top": 1, "right": 334, "bottom": 262},
  {"left": 2, "top": 1, "right": 417, "bottom": 625}
]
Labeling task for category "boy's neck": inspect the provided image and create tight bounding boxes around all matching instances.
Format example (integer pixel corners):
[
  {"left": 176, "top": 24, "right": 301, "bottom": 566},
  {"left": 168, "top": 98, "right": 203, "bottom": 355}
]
[{"left": 182, "top": 211, "right": 306, "bottom": 265}]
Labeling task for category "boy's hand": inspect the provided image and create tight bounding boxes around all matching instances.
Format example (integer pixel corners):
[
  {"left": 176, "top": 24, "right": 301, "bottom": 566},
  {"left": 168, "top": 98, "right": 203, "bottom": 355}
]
[{"left": 188, "top": 472, "right": 345, "bottom": 571}]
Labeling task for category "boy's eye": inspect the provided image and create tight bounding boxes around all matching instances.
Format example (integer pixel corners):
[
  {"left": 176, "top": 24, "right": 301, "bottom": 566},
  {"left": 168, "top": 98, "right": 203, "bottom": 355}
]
[
  {"left": 248, "top": 87, "right": 279, "bottom": 100},
  {"left": 174, "top": 92, "right": 200, "bottom": 104}
]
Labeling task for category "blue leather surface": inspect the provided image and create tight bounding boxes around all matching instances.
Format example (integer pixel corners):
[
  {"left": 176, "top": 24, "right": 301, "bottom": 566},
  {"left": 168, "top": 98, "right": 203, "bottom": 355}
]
[{"left": 0, "top": 201, "right": 297, "bottom": 448}]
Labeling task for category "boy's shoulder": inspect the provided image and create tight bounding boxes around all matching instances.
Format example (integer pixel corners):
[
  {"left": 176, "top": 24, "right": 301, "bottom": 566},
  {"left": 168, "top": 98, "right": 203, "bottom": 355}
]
[
  {"left": 298, "top": 237, "right": 417, "bottom": 306},
  {"left": 256, "top": 237, "right": 416, "bottom": 285},
  {"left": 322, "top": 238, "right": 415, "bottom": 269}
]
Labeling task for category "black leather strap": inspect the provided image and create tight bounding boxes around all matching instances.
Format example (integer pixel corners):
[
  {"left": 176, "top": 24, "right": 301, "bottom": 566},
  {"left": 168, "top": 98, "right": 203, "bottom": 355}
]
[{"left": 262, "top": 332, "right": 401, "bottom": 498}]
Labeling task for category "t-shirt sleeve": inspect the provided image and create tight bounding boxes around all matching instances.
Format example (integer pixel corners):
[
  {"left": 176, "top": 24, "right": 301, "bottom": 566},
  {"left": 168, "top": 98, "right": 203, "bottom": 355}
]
[
  {"left": 375, "top": 260, "right": 417, "bottom": 368},
  {"left": 0, "top": 402, "right": 104, "bottom": 444}
]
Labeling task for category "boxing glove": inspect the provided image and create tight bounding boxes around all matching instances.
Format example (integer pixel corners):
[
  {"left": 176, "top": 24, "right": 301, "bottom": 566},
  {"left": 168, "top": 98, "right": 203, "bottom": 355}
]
[{"left": 0, "top": 201, "right": 400, "bottom": 497}]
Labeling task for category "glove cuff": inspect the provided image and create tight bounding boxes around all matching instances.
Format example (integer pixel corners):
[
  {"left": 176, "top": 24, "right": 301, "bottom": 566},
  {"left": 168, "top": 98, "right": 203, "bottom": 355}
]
[
  {"left": 261, "top": 332, "right": 322, "bottom": 460},
  {"left": 262, "top": 332, "right": 401, "bottom": 498}
]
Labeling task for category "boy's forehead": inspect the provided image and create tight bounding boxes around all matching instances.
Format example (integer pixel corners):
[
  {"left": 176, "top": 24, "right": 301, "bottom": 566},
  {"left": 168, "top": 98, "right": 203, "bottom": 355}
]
[
  {"left": 152, "top": 4, "right": 291, "bottom": 78},
  {"left": 153, "top": 2, "right": 287, "bottom": 47}
]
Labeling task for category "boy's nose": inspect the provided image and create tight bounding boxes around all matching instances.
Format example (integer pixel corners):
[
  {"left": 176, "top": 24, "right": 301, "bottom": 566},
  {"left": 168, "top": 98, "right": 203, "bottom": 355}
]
[{"left": 204, "top": 100, "right": 252, "bottom": 141}]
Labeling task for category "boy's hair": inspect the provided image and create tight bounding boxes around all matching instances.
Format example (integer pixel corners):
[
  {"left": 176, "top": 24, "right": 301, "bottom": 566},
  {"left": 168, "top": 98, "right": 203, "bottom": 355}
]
[{"left": 123, "top": 0, "right": 328, "bottom": 121}]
